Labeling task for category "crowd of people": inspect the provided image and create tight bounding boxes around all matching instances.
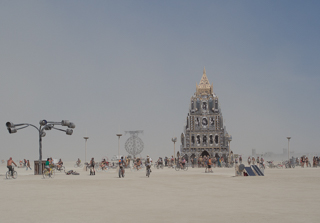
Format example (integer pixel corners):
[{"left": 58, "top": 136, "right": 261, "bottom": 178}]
[
  {"left": 17, "top": 159, "right": 32, "bottom": 170},
  {"left": 247, "top": 156, "right": 265, "bottom": 167},
  {"left": 5, "top": 154, "right": 320, "bottom": 178},
  {"left": 298, "top": 156, "right": 319, "bottom": 167}
]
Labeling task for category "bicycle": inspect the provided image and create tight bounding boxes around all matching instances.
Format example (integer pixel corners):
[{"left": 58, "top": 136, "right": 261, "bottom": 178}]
[
  {"left": 259, "top": 163, "right": 265, "bottom": 169},
  {"left": 146, "top": 166, "right": 151, "bottom": 177},
  {"left": 74, "top": 162, "right": 83, "bottom": 168},
  {"left": 119, "top": 165, "right": 125, "bottom": 178},
  {"left": 97, "top": 165, "right": 109, "bottom": 172},
  {"left": 175, "top": 163, "right": 188, "bottom": 171},
  {"left": 6, "top": 167, "right": 17, "bottom": 179},
  {"left": 43, "top": 168, "right": 55, "bottom": 179},
  {"left": 155, "top": 162, "right": 164, "bottom": 169},
  {"left": 54, "top": 165, "right": 65, "bottom": 172}
]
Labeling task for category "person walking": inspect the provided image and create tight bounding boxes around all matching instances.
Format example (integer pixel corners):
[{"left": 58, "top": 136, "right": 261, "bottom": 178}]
[{"left": 26, "top": 160, "right": 32, "bottom": 170}]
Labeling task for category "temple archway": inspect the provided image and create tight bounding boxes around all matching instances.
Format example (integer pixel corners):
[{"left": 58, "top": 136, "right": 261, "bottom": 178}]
[{"left": 201, "top": 150, "right": 210, "bottom": 157}]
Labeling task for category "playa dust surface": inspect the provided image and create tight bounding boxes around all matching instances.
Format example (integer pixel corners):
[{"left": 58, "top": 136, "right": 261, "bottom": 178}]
[{"left": 1, "top": 162, "right": 319, "bottom": 223}]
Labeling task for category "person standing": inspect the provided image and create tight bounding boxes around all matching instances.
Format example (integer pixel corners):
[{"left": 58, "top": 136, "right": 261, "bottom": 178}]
[
  {"left": 207, "top": 157, "right": 213, "bottom": 172},
  {"left": 26, "top": 160, "right": 32, "bottom": 170},
  {"left": 90, "top": 157, "right": 96, "bottom": 174},
  {"left": 248, "top": 156, "right": 251, "bottom": 165},
  {"left": 239, "top": 156, "right": 242, "bottom": 164},
  {"left": 7, "top": 157, "right": 17, "bottom": 178},
  {"left": 301, "top": 156, "right": 305, "bottom": 168},
  {"left": 252, "top": 157, "right": 256, "bottom": 165},
  {"left": 145, "top": 155, "right": 152, "bottom": 175}
]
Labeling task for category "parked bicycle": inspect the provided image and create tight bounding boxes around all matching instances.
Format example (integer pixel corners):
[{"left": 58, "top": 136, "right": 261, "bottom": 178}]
[
  {"left": 6, "top": 167, "right": 17, "bottom": 179},
  {"left": 266, "top": 161, "right": 276, "bottom": 168}
]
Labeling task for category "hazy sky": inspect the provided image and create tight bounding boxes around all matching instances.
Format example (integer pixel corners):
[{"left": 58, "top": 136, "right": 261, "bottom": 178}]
[{"left": 1, "top": 1, "right": 319, "bottom": 162}]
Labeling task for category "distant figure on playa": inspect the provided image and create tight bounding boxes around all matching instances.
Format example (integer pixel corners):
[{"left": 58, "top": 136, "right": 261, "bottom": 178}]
[
  {"left": 26, "top": 160, "right": 32, "bottom": 170},
  {"left": 90, "top": 157, "right": 96, "bottom": 174},
  {"left": 7, "top": 157, "right": 17, "bottom": 178},
  {"left": 45, "top": 158, "right": 51, "bottom": 172},
  {"left": 205, "top": 157, "right": 212, "bottom": 173},
  {"left": 260, "top": 157, "right": 264, "bottom": 168},
  {"left": 248, "top": 156, "right": 251, "bottom": 165},
  {"left": 252, "top": 157, "right": 255, "bottom": 165},
  {"left": 239, "top": 156, "right": 242, "bottom": 164},
  {"left": 213, "top": 157, "right": 217, "bottom": 168},
  {"left": 57, "top": 158, "right": 63, "bottom": 169},
  {"left": 145, "top": 155, "right": 152, "bottom": 174},
  {"left": 313, "top": 156, "right": 317, "bottom": 167}
]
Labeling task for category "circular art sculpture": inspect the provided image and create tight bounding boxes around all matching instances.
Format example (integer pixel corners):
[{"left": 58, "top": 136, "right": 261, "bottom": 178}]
[{"left": 125, "top": 130, "right": 144, "bottom": 157}]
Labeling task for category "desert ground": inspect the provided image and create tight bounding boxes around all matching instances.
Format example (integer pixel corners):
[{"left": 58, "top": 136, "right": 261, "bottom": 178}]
[{"left": 1, "top": 161, "right": 319, "bottom": 223}]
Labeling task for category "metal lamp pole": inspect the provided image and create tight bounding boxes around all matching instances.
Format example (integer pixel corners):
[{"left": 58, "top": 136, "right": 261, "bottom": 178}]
[
  {"left": 116, "top": 134, "right": 122, "bottom": 158},
  {"left": 172, "top": 137, "right": 177, "bottom": 164},
  {"left": 287, "top": 137, "right": 291, "bottom": 166},
  {"left": 6, "top": 120, "right": 75, "bottom": 175},
  {"left": 84, "top": 136, "right": 89, "bottom": 163}
]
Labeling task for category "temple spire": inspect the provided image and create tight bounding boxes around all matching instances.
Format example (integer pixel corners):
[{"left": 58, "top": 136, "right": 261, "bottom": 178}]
[{"left": 196, "top": 67, "right": 213, "bottom": 96}]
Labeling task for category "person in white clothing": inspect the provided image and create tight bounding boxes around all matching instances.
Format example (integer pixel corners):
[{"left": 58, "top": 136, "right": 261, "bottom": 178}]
[{"left": 145, "top": 155, "right": 152, "bottom": 173}]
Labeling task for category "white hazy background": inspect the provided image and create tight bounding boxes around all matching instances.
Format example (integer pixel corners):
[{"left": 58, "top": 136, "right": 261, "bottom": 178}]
[{"left": 1, "top": 1, "right": 319, "bottom": 161}]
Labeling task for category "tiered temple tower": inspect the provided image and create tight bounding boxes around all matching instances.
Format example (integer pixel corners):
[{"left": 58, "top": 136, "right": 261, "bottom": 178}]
[{"left": 180, "top": 68, "right": 232, "bottom": 161}]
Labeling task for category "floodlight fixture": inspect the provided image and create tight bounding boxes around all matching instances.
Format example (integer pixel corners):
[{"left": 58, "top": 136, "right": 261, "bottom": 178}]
[
  {"left": 66, "top": 129, "right": 73, "bottom": 135},
  {"left": 61, "top": 120, "right": 70, "bottom": 126},
  {"left": 7, "top": 127, "right": 17, "bottom": 134},
  {"left": 39, "top": 120, "right": 47, "bottom": 126},
  {"left": 44, "top": 124, "right": 53, "bottom": 130},
  {"left": 6, "top": 122, "right": 14, "bottom": 128},
  {"left": 68, "top": 122, "right": 75, "bottom": 129},
  {"left": 5, "top": 119, "right": 75, "bottom": 175}
]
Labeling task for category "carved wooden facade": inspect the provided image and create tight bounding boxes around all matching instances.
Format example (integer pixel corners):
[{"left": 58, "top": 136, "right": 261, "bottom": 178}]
[{"left": 180, "top": 68, "right": 232, "bottom": 160}]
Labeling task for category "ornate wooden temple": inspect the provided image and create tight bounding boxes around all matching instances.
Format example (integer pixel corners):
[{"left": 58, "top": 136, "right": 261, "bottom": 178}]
[{"left": 180, "top": 68, "right": 232, "bottom": 160}]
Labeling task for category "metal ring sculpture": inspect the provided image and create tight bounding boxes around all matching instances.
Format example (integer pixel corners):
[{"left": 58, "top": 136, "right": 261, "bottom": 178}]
[{"left": 125, "top": 130, "right": 144, "bottom": 157}]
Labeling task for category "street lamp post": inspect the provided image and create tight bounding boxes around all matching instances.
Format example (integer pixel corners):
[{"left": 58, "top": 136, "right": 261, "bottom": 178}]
[
  {"left": 6, "top": 120, "right": 75, "bottom": 175},
  {"left": 116, "top": 134, "right": 122, "bottom": 158},
  {"left": 287, "top": 137, "right": 291, "bottom": 167},
  {"left": 172, "top": 137, "right": 177, "bottom": 164},
  {"left": 83, "top": 136, "right": 89, "bottom": 163}
]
